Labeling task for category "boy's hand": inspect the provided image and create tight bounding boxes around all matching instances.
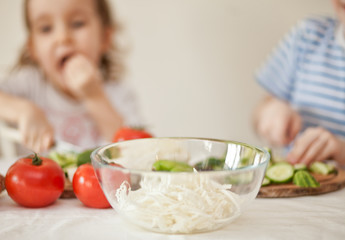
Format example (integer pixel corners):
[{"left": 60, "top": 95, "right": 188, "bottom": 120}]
[
  {"left": 63, "top": 54, "right": 103, "bottom": 100},
  {"left": 287, "top": 127, "right": 345, "bottom": 165},
  {"left": 18, "top": 103, "right": 54, "bottom": 153},
  {"left": 256, "top": 97, "right": 301, "bottom": 146}
]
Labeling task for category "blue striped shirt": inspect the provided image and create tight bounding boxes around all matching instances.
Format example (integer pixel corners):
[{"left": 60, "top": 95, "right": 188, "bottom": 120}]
[{"left": 256, "top": 16, "right": 345, "bottom": 138}]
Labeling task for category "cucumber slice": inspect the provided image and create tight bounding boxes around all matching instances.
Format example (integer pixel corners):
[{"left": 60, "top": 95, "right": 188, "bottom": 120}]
[
  {"left": 266, "top": 162, "right": 294, "bottom": 183},
  {"left": 293, "top": 170, "right": 320, "bottom": 188},
  {"left": 153, "top": 160, "right": 193, "bottom": 172},
  {"left": 264, "top": 147, "right": 273, "bottom": 163},
  {"left": 261, "top": 177, "right": 271, "bottom": 186},
  {"left": 326, "top": 163, "right": 336, "bottom": 173},
  {"left": 194, "top": 157, "right": 225, "bottom": 171},
  {"left": 294, "top": 163, "right": 307, "bottom": 171},
  {"left": 309, "top": 162, "right": 330, "bottom": 175}
]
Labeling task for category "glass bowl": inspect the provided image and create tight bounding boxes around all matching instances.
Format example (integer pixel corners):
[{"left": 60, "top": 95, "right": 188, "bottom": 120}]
[{"left": 91, "top": 137, "right": 269, "bottom": 234}]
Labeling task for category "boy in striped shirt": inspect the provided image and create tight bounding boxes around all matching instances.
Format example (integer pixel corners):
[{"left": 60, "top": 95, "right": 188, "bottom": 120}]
[{"left": 254, "top": 0, "right": 345, "bottom": 166}]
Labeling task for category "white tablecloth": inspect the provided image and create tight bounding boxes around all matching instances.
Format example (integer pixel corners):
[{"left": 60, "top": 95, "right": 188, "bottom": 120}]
[{"left": 1, "top": 159, "right": 345, "bottom": 240}]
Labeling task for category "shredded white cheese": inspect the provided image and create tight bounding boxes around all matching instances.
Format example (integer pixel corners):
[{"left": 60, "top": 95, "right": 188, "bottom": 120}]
[{"left": 114, "top": 173, "right": 241, "bottom": 234}]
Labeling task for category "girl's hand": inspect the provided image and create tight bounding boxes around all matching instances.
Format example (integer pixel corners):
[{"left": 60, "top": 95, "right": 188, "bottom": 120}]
[
  {"left": 63, "top": 54, "right": 103, "bottom": 100},
  {"left": 61, "top": 54, "right": 123, "bottom": 141},
  {"left": 287, "top": 127, "right": 345, "bottom": 166},
  {"left": 18, "top": 103, "right": 54, "bottom": 153},
  {"left": 255, "top": 97, "right": 301, "bottom": 146}
]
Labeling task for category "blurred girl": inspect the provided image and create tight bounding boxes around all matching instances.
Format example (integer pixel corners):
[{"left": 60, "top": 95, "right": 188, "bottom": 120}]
[{"left": 0, "top": 0, "right": 142, "bottom": 152}]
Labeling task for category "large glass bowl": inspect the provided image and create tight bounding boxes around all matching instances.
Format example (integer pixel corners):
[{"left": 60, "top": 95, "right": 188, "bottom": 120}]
[{"left": 91, "top": 138, "right": 269, "bottom": 234}]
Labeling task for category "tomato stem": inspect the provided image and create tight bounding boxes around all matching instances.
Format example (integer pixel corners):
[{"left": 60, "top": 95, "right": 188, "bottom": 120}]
[{"left": 32, "top": 153, "right": 43, "bottom": 166}]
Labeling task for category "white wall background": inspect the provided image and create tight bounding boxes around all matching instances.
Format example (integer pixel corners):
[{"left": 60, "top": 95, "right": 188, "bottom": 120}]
[{"left": 0, "top": 0, "right": 334, "bottom": 148}]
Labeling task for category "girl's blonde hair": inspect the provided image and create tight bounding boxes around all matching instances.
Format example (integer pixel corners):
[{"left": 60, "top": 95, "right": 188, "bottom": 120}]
[{"left": 15, "top": 0, "right": 124, "bottom": 82}]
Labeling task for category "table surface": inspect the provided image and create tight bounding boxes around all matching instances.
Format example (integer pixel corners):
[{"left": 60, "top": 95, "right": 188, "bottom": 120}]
[{"left": 1, "top": 159, "right": 345, "bottom": 240}]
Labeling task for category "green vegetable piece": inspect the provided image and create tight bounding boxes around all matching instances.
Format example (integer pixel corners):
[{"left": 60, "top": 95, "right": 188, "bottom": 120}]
[
  {"left": 153, "top": 160, "right": 193, "bottom": 172},
  {"left": 170, "top": 166, "right": 192, "bottom": 172},
  {"left": 309, "top": 162, "right": 331, "bottom": 175},
  {"left": 265, "top": 162, "right": 294, "bottom": 184},
  {"left": 76, "top": 149, "right": 95, "bottom": 166},
  {"left": 264, "top": 147, "right": 274, "bottom": 164},
  {"left": 49, "top": 151, "right": 77, "bottom": 170},
  {"left": 104, "top": 147, "right": 120, "bottom": 159},
  {"left": 326, "top": 163, "right": 336, "bottom": 173},
  {"left": 294, "top": 163, "right": 307, "bottom": 171},
  {"left": 264, "top": 147, "right": 272, "bottom": 159},
  {"left": 261, "top": 177, "right": 271, "bottom": 186},
  {"left": 264, "top": 147, "right": 272, "bottom": 156},
  {"left": 207, "top": 157, "right": 225, "bottom": 167},
  {"left": 293, "top": 170, "right": 320, "bottom": 188},
  {"left": 239, "top": 157, "right": 250, "bottom": 167},
  {"left": 153, "top": 160, "right": 177, "bottom": 171},
  {"left": 194, "top": 157, "right": 225, "bottom": 171}
]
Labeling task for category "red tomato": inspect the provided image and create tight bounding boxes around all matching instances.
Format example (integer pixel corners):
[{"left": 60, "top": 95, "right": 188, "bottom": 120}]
[
  {"left": 73, "top": 164, "right": 111, "bottom": 209},
  {"left": 5, "top": 154, "right": 65, "bottom": 208},
  {"left": 112, "top": 127, "right": 153, "bottom": 142}
]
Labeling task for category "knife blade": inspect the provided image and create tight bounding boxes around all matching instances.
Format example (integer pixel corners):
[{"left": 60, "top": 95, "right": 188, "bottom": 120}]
[{"left": 1, "top": 126, "right": 81, "bottom": 154}]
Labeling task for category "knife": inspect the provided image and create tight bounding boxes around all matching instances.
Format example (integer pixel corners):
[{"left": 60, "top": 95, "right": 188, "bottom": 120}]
[{"left": 0, "top": 125, "right": 82, "bottom": 154}]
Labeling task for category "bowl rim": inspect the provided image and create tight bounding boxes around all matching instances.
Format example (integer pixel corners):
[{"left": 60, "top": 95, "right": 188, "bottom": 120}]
[{"left": 91, "top": 137, "right": 270, "bottom": 174}]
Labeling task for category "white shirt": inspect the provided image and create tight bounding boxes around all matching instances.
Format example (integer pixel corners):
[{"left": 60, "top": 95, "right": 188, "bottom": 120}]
[{"left": 0, "top": 66, "right": 143, "bottom": 149}]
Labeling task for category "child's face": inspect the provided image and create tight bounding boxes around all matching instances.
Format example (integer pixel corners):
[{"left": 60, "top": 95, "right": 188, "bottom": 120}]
[
  {"left": 331, "top": 0, "right": 345, "bottom": 25},
  {"left": 27, "top": 0, "right": 111, "bottom": 92}
]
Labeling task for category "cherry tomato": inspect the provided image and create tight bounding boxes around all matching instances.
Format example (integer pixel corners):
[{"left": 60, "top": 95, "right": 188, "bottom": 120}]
[
  {"left": 5, "top": 154, "right": 65, "bottom": 208},
  {"left": 112, "top": 127, "right": 153, "bottom": 142},
  {"left": 73, "top": 163, "right": 111, "bottom": 208}
]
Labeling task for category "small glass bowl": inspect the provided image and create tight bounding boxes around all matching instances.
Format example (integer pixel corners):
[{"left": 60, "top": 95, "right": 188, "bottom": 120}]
[{"left": 91, "top": 137, "right": 269, "bottom": 234}]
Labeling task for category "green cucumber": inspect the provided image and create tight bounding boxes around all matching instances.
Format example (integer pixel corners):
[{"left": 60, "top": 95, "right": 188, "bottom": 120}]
[
  {"left": 293, "top": 170, "right": 320, "bottom": 188},
  {"left": 76, "top": 148, "right": 96, "bottom": 166},
  {"left": 194, "top": 157, "right": 225, "bottom": 171},
  {"left": 326, "top": 163, "right": 336, "bottom": 173},
  {"left": 153, "top": 160, "right": 193, "bottom": 172},
  {"left": 265, "top": 162, "right": 294, "bottom": 183},
  {"left": 309, "top": 162, "right": 330, "bottom": 175},
  {"left": 261, "top": 177, "right": 271, "bottom": 186},
  {"left": 264, "top": 147, "right": 273, "bottom": 165},
  {"left": 49, "top": 151, "right": 77, "bottom": 170},
  {"left": 294, "top": 163, "right": 307, "bottom": 171},
  {"left": 239, "top": 157, "right": 250, "bottom": 168}
]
